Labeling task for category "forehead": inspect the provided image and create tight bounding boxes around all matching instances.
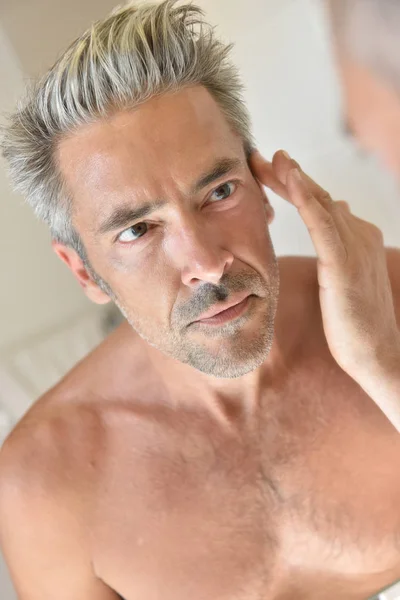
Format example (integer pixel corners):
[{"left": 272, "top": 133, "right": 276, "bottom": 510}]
[{"left": 57, "top": 86, "right": 244, "bottom": 222}]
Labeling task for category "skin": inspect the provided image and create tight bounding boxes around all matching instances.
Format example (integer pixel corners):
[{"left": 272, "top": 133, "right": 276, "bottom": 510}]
[
  {"left": 1, "top": 85, "right": 400, "bottom": 600},
  {"left": 326, "top": 0, "right": 400, "bottom": 179},
  {"left": 334, "top": 52, "right": 400, "bottom": 178},
  {"left": 56, "top": 87, "right": 279, "bottom": 383}
]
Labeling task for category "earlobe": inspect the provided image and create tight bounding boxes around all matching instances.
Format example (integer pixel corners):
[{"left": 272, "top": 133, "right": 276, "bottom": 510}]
[
  {"left": 86, "top": 287, "right": 112, "bottom": 305},
  {"left": 51, "top": 241, "right": 111, "bottom": 305}
]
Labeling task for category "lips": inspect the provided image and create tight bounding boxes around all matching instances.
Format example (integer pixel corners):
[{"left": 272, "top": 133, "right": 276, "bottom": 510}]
[{"left": 193, "top": 291, "right": 250, "bottom": 322}]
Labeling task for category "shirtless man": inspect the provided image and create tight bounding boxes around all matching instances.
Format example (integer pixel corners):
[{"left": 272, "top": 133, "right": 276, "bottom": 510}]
[{"left": 0, "top": 2, "right": 400, "bottom": 599}]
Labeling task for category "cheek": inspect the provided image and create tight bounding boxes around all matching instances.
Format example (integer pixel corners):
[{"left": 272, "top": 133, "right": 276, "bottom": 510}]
[
  {"left": 105, "top": 257, "right": 178, "bottom": 324},
  {"left": 229, "top": 193, "right": 272, "bottom": 256}
]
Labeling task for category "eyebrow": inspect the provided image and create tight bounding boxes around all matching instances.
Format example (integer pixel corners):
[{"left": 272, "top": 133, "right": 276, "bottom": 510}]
[
  {"left": 191, "top": 157, "right": 242, "bottom": 194},
  {"left": 95, "top": 157, "right": 243, "bottom": 236},
  {"left": 96, "top": 200, "right": 165, "bottom": 236}
]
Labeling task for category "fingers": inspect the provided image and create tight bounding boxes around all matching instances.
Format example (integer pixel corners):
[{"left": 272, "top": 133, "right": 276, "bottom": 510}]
[
  {"left": 286, "top": 168, "right": 347, "bottom": 267},
  {"left": 250, "top": 148, "right": 341, "bottom": 216},
  {"left": 248, "top": 150, "right": 290, "bottom": 200},
  {"left": 335, "top": 200, "right": 351, "bottom": 212},
  {"left": 250, "top": 148, "right": 351, "bottom": 269},
  {"left": 272, "top": 150, "right": 334, "bottom": 211}
]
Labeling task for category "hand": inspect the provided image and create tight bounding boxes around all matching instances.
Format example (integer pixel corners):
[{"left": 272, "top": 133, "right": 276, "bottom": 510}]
[{"left": 250, "top": 149, "right": 400, "bottom": 375}]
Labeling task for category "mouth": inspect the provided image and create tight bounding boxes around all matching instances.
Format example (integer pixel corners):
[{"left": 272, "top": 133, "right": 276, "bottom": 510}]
[{"left": 193, "top": 293, "right": 253, "bottom": 326}]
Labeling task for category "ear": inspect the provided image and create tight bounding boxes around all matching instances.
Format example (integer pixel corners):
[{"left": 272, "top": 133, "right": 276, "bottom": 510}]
[{"left": 52, "top": 241, "right": 111, "bottom": 305}]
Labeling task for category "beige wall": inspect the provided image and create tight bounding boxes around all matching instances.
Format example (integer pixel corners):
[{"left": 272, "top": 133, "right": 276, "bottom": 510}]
[
  {"left": 0, "top": 22, "right": 96, "bottom": 352},
  {"left": 0, "top": 0, "right": 125, "bottom": 77},
  {"left": 0, "top": 0, "right": 127, "bottom": 352}
]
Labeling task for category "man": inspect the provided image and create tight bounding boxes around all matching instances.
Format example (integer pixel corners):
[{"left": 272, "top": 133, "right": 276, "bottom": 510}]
[
  {"left": 0, "top": 1, "right": 399, "bottom": 599},
  {"left": 327, "top": 0, "right": 400, "bottom": 178}
]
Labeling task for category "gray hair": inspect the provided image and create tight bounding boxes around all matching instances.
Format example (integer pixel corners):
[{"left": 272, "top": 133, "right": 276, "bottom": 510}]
[
  {"left": 0, "top": 0, "right": 254, "bottom": 258},
  {"left": 328, "top": 0, "right": 400, "bottom": 90}
]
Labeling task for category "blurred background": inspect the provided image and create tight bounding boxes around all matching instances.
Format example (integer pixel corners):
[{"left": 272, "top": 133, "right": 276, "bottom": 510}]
[{"left": 0, "top": 0, "right": 399, "bottom": 598}]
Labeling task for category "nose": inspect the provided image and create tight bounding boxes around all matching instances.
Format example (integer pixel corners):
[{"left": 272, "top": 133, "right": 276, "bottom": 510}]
[{"left": 168, "top": 220, "right": 234, "bottom": 288}]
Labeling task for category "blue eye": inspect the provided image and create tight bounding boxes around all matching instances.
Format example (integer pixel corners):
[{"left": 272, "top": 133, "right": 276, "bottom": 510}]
[
  {"left": 210, "top": 182, "right": 236, "bottom": 202},
  {"left": 118, "top": 222, "right": 148, "bottom": 243}
]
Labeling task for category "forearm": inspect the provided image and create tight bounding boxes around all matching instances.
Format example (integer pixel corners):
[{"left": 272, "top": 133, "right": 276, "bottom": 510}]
[{"left": 353, "top": 349, "right": 400, "bottom": 432}]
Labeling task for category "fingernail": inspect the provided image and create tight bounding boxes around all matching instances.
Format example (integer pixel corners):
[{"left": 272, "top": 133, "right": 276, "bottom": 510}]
[{"left": 281, "top": 150, "right": 291, "bottom": 160}]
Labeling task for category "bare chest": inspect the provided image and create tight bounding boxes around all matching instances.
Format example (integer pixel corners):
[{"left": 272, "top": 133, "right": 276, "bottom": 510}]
[{"left": 90, "top": 367, "right": 400, "bottom": 600}]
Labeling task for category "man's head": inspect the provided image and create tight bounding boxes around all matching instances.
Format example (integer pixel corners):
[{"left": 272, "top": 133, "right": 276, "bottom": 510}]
[
  {"left": 328, "top": 0, "right": 400, "bottom": 175},
  {"left": 1, "top": 0, "right": 279, "bottom": 379}
]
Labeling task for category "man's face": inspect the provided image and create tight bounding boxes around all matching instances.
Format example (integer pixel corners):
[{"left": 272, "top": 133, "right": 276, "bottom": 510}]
[
  {"left": 338, "top": 55, "right": 400, "bottom": 176},
  {"left": 57, "top": 86, "right": 279, "bottom": 378}
]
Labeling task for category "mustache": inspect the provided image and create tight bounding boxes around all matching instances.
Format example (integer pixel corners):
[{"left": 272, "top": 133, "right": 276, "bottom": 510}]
[{"left": 173, "top": 272, "right": 263, "bottom": 327}]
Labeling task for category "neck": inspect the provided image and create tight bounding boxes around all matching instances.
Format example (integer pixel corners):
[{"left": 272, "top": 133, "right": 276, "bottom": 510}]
[
  {"left": 143, "top": 309, "right": 304, "bottom": 428},
  {"left": 121, "top": 256, "right": 319, "bottom": 427}
]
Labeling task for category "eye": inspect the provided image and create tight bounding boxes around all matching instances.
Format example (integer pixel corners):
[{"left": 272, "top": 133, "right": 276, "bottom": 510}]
[
  {"left": 118, "top": 222, "right": 148, "bottom": 243},
  {"left": 209, "top": 181, "right": 237, "bottom": 202}
]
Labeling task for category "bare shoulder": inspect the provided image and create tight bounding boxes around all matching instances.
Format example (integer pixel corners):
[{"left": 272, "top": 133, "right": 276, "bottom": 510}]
[
  {"left": 0, "top": 322, "right": 139, "bottom": 599},
  {"left": 0, "top": 315, "right": 147, "bottom": 483},
  {"left": 0, "top": 402, "right": 91, "bottom": 523},
  {"left": 384, "top": 247, "right": 400, "bottom": 327},
  {"left": 0, "top": 319, "right": 143, "bottom": 500},
  {"left": 279, "top": 249, "right": 400, "bottom": 300},
  {"left": 0, "top": 391, "right": 106, "bottom": 516},
  {"left": 277, "top": 254, "right": 317, "bottom": 277},
  {"left": 0, "top": 399, "right": 121, "bottom": 598},
  {"left": 386, "top": 247, "right": 400, "bottom": 291},
  {"left": 277, "top": 254, "right": 319, "bottom": 300}
]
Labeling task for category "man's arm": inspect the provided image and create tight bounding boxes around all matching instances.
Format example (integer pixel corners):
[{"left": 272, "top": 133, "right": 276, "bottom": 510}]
[
  {"left": 350, "top": 247, "right": 400, "bottom": 431},
  {"left": 0, "top": 429, "right": 120, "bottom": 600}
]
